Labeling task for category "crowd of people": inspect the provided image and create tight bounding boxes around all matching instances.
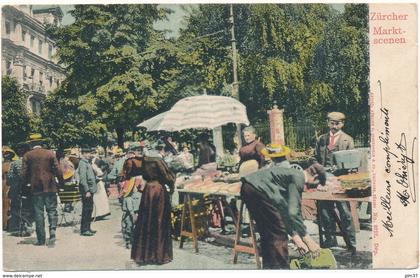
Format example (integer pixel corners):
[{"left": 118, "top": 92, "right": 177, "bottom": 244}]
[{"left": 2, "top": 111, "right": 360, "bottom": 269}]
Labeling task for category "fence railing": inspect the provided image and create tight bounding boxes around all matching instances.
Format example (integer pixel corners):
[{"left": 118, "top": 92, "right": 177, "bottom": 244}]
[{"left": 253, "top": 120, "right": 369, "bottom": 151}]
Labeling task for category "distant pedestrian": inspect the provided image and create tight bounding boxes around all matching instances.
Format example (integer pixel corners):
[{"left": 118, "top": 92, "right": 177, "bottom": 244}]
[
  {"left": 197, "top": 133, "right": 216, "bottom": 167},
  {"left": 22, "top": 139, "right": 64, "bottom": 246},
  {"left": 77, "top": 147, "right": 97, "bottom": 236},
  {"left": 92, "top": 154, "right": 111, "bottom": 220},
  {"left": 6, "top": 142, "right": 32, "bottom": 236},
  {"left": 120, "top": 146, "right": 143, "bottom": 249}
]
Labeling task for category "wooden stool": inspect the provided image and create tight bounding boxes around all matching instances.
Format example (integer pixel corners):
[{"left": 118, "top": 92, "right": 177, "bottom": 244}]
[
  {"left": 179, "top": 193, "right": 199, "bottom": 253},
  {"left": 232, "top": 200, "right": 261, "bottom": 269}
]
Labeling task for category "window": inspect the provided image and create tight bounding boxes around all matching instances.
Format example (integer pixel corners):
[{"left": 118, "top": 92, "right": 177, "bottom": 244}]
[
  {"left": 31, "top": 68, "right": 35, "bottom": 79},
  {"left": 38, "top": 40, "right": 43, "bottom": 54},
  {"left": 31, "top": 100, "right": 37, "bottom": 114},
  {"left": 21, "top": 30, "right": 26, "bottom": 41},
  {"left": 39, "top": 71, "right": 44, "bottom": 86},
  {"left": 56, "top": 79, "right": 60, "bottom": 87},
  {"left": 30, "top": 35, "right": 34, "bottom": 47},
  {"left": 31, "top": 99, "right": 41, "bottom": 115},
  {"left": 6, "top": 61, "right": 12, "bottom": 75},
  {"left": 23, "top": 66, "right": 27, "bottom": 79},
  {"left": 5, "top": 22, "right": 11, "bottom": 35},
  {"left": 49, "top": 76, "right": 53, "bottom": 87},
  {"left": 48, "top": 44, "right": 53, "bottom": 59}
]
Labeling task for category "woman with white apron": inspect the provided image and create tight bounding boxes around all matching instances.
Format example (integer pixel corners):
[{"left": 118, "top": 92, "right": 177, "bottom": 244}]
[{"left": 91, "top": 156, "right": 111, "bottom": 220}]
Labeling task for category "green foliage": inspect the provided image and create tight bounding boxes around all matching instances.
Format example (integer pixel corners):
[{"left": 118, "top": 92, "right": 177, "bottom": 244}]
[
  {"left": 180, "top": 3, "right": 369, "bottom": 147},
  {"left": 38, "top": 3, "right": 369, "bottom": 149},
  {"left": 308, "top": 6, "right": 369, "bottom": 138},
  {"left": 43, "top": 4, "right": 172, "bottom": 147},
  {"left": 1, "top": 77, "right": 31, "bottom": 147}
]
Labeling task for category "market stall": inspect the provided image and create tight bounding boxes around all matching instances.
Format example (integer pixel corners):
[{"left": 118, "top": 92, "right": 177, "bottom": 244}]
[{"left": 175, "top": 171, "right": 371, "bottom": 269}]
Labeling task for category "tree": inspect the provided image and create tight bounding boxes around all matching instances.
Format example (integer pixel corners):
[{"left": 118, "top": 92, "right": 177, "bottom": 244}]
[
  {"left": 179, "top": 4, "right": 333, "bottom": 121},
  {"left": 177, "top": 4, "right": 369, "bottom": 148},
  {"left": 308, "top": 4, "right": 369, "bottom": 142},
  {"left": 1, "top": 76, "right": 31, "bottom": 147},
  {"left": 45, "top": 4, "right": 171, "bottom": 148}
]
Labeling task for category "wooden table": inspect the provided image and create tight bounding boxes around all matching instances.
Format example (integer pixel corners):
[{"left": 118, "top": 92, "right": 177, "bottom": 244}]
[
  {"left": 177, "top": 187, "right": 370, "bottom": 268},
  {"left": 177, "top": 188, "right": 261, "bottom": 269},
  {"left": 303, "top": 191, "right": 371, "bottom": 246}
]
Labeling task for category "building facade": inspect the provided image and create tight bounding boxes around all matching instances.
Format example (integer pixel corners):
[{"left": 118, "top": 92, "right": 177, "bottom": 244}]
[{"left": 1, "top": 5, "right": 66, "bottom": 115}]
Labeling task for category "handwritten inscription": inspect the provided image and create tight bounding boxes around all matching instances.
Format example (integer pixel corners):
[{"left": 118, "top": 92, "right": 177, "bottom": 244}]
[
  {"left": 380, "top": 180, "right": 393, "bottom": 237},
  {"left": 395, "top": 133, "right": 417, "bottom": 206},
  {"left": 378, "top": 107, "right": 417, "bottom": 238},
  {"left": 378, "top": 108, "right": 396, "bottom": 173}
]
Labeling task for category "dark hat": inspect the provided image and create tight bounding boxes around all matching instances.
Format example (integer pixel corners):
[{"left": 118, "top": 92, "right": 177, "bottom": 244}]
[
  {"left": 198, "top": 132, "right": 210, "bottom": 142},
  {"left": 306, "top": 163, "right": 327, "bottom": 186},
  {"left": 81, "top": 146, "right": 95, "bottom": 153}
]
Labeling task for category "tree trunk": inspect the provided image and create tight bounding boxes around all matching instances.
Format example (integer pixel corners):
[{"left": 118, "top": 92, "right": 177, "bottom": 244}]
[{"left": 116, "top": 127, "right": 125, "bottom": 149}]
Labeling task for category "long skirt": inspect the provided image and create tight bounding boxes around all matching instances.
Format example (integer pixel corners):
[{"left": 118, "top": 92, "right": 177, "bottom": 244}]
[
  {"left": 241, "top": 182, "right": 289, "bottom": 269},
  {"left": 93, "top": 181, "right": 110, "bottom": 218},
  {"left": 131, "top": 181, "right": 172, "bottom": 265}
]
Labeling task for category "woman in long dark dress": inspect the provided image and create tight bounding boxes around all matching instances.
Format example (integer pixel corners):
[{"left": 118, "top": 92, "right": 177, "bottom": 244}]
[{"left": 131, "top": 156, "right": 175, "bottom": 265}]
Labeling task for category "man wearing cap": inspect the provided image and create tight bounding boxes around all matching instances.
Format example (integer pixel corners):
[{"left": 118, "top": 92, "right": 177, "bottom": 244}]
[
  {"left": 22, "top": 140, "right": 64, "bottom": 246},
  {"left": 77, "top": 147, "right": 97, "bottom": 236},
  {"left": 240, "top": 145, "right": 326, "bottom": 269},
  {"left": 315, "top": 112, "right": 356, "bottom": 253}
]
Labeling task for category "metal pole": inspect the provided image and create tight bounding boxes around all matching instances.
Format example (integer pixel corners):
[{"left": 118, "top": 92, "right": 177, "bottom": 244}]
[
  {"left": 230, "top": 4, "right": 239, "bottom": 100},
  {"left": 230, "top": 4, "right": 242, "bottom": 148}
]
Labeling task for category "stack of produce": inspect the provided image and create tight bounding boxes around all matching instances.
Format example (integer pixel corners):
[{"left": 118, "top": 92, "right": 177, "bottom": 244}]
[{"left": 338, "top": 172, "right": 371, "bottom": 197}]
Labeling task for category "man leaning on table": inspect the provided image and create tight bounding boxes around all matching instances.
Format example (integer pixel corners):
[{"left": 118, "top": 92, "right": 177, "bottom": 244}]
[
  {"left": 240, "top": 144, "right": 326, "bottom": 269},
  {"left": 314, "top": 111, "right": 356, "bottom": 254}
]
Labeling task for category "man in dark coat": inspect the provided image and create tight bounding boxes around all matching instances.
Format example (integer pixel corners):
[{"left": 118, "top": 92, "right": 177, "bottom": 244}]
[
  {"left": 241, "top": 145, "right": 326, "bottom": 269},
  {"left": 314, "top": 112, "right": 356, "bottom": 253},
  {"left": 7, "top": 142, "right": 32, "bottom": 235},
  {"left": 22, "top": 143, "right": 64, "bottom": 246},
  {"left": 77, "top": 147, "right": 97, "bottom": 236}
]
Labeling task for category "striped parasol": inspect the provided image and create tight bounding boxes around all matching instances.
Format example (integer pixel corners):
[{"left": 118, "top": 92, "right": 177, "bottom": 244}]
[{"left": 137, "top": 95, "right": 249, "bottom": 131}]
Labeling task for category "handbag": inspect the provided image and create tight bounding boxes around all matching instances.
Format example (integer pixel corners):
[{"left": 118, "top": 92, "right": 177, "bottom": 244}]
[{"left": 290, "top": 248, "right": 337, "bottom": 269}]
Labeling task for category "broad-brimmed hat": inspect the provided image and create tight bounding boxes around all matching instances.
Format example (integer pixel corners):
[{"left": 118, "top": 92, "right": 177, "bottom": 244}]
[
  {"left": 114, "top": 148, "right": 124, "bottom": 156},
  {"left": 327, "top": 112, "right": 345, "bottom": 122},
  {"left": 67, "top": 148, "right": 80, "bottom": 157},
  {"left": 27, "top": 133, "right": 46, "bottom": 148},
  {"left": 2, "top": 146, "right": 17, "bottom": 161},
  {"left": 260, "top": 143, "right": 291, "bottom": 158}
]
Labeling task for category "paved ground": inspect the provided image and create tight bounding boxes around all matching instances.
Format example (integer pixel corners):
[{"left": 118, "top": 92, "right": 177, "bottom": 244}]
[{"left": 2, "top": 198, "right": 371, "bottom": 271}]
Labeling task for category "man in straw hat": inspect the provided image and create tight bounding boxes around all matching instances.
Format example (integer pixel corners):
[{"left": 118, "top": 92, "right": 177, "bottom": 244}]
[
  {"left": 314, "top": 112, "right": 356, "bottom": 253},
  {"left": 240, "top": 144, "right": 327, "bottom": 269}
]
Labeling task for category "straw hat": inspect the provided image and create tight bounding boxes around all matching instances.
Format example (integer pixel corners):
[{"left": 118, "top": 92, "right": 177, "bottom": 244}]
[{"left": 260, "top": 143, "right": 291, "bottom": 158}]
